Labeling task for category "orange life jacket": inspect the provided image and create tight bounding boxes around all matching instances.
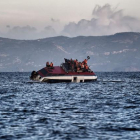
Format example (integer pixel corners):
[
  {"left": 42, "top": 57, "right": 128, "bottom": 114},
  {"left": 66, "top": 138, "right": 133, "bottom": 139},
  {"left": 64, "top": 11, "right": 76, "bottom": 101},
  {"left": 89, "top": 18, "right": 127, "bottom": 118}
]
[
  {"left": 50, "top": 62, "right": 53, "bottom": 67},
  {"left": 84, "top": 59, "right": 87, "bottom": 64}
]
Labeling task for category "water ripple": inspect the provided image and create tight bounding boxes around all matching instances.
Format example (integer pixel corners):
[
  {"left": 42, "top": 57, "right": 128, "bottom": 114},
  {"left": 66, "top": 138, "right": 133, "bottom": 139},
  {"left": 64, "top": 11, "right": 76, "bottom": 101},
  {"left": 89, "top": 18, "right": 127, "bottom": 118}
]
[{"left": 0, "top": 72, "right": 140, "bottom": 139}]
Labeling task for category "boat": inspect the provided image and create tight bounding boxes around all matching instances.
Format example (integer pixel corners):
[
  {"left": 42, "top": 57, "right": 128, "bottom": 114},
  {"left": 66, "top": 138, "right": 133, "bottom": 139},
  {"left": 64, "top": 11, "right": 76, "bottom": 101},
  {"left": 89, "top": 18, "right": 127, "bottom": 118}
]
[{"left": 30, "top": 56, "right": 97, "bottom": 83}]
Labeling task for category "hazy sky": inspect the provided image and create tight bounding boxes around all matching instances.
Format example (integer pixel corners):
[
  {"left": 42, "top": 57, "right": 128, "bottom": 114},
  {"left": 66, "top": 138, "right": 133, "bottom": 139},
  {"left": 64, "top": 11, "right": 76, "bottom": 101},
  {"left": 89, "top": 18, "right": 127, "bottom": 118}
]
[{"left": 0, "top": 0, "right": 140, "bottom": 39}]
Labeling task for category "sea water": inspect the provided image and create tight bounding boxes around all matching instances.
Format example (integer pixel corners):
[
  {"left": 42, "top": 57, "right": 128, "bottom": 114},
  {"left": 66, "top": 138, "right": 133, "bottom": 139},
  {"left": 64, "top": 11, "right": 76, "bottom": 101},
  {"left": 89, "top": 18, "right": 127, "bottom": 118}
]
[{"left": 0, "top": 72, "right": 140, "bottom": 140}]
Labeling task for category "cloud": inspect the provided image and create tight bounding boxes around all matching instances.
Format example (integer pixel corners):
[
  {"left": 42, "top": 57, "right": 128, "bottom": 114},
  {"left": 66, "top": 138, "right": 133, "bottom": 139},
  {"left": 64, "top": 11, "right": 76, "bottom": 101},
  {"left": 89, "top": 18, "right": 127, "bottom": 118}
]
[
  {"left": 1, "top": 25, "right": 57, "bottom": 39},
  {"left": 7, "top": 25, "right": 37, "bottom": 39},
  {"left": 6, "top": 25, "right": 10, "bottom": 28},
  {"left": 62, "top": 4, "right": 140, "bottom": 37},
  {"left": 39, "top": 26, "right": 57, "bottom": 38},
  {"left": 51, "top": 18, "right": 59, "bottom": 23},
  {"left": 0, "top": 4, "right": 140, "bottom": 39}
]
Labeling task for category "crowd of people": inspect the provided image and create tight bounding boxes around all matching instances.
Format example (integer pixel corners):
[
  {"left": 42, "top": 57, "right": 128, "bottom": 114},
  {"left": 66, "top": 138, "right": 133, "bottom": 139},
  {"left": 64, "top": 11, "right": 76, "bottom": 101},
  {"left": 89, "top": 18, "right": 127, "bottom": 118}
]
[
  {"left": 64, "top": 58, "right": 90, "bottom": 72},
  {"left": 46, "top": 62, "right": 53, "bottom": 68},
  {"left": 46, "top": 57, "right": 90, "bottom": 72}
]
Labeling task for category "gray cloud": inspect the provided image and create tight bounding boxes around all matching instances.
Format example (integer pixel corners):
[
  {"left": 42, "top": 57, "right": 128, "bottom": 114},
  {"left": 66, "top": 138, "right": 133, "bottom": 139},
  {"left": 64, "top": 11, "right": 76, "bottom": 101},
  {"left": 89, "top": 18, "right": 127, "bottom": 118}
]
[
  {"left": 51, "top": 18, "right": 59, "bottom": 23},
  {"left": 62, "top": 4, "right": 140, "bottom": 37},
  {"left": 6, "top": 25, "right": 37, "bottom": 39},
  {"left": 0, "top": 4, "right": 140, "bottom": 39},
  {"left": 39, "top": 26, "right": 57, "bottom": 38},
  {"left": 0, "top": 25, "right": 57, "bottom": 40},
  {"left": 6, "top": 25, "right": 10, "bottom": 28}
]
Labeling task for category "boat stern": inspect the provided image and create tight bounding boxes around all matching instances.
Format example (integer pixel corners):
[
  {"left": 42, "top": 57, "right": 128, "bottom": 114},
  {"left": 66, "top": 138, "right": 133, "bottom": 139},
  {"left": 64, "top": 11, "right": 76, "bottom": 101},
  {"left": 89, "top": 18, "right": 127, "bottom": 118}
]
[{"left": 30, "top": 71, "right": 42, "bottom": 81}]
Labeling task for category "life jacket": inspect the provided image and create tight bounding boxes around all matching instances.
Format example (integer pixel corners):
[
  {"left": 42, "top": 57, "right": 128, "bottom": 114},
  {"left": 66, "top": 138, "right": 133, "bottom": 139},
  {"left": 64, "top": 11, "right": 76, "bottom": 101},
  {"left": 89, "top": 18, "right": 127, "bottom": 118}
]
[
  {"left": 86, "top": 65, "right": 89, "bottom": 69},
  {"left": 84, "top": 59, "right": 87, "bottom": 64},
  {"left": 50, "top": 62, "right": 53, "bottom": 67}
]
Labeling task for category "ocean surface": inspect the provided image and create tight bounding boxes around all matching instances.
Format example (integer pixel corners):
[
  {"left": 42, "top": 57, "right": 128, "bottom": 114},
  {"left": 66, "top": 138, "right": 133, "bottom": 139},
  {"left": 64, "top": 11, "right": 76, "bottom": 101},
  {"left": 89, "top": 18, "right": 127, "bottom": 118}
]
[{"left": 0, "top": 72, "right": 140, "bottom": 140}]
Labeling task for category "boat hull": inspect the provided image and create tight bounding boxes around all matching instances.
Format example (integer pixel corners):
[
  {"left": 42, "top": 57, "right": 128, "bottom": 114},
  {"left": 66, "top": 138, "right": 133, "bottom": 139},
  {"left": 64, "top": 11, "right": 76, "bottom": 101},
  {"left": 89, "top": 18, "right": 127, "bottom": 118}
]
[
  {"left": 34, "top": 75, "right": 97, "bottom": 83},
  {"left": 30, "top": 66, "right": 97, "bottom": 83}
]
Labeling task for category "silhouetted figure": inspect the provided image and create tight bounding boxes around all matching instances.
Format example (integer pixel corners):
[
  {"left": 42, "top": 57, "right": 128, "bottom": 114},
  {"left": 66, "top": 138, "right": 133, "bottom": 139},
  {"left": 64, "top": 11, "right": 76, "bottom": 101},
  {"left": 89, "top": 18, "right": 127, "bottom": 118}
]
[{"left": 46, "top": 62, "right": 50, "bottom": 67}]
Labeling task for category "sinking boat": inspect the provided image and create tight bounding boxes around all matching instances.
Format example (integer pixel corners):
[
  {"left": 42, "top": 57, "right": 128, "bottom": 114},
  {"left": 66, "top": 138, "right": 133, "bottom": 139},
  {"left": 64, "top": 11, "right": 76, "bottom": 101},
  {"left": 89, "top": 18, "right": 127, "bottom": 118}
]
[{"left": 30, "top": 56, "right": 97, "bottom": 83}]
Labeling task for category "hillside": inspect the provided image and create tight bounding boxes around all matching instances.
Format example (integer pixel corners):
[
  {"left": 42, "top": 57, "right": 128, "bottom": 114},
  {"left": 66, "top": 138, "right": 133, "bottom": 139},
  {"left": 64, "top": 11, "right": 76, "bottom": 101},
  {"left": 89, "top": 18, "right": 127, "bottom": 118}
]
[{"left": 0, "top": 32, "right": 140, "bottom": 72}]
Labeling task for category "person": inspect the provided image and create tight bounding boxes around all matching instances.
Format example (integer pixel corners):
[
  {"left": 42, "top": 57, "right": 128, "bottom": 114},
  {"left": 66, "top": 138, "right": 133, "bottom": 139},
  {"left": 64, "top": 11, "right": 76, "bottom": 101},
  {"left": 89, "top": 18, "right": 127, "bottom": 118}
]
[
  {"left": 71, "top": 64, "right": 74, "bottom": 71},
  {"left": 79, "top": 62, "right": 81, "bottom": 69},
  {"left": 46, "top": 62, "right": 50, "bottom": 67},
  {"left": 81, "top": 63, "right": 84, "bottom": 69},
  {"left": 75, "top": 59, "right": 77, "bottom": 67},
  {"left": 85, "top": 65, "right": 89, "bottom": 71},
  {"left": 84, "top": 59, "right": 87, "bottom": 64},
  {"left": 50, "top": 62, "right": 53, "bottom": 67},
  {"left": 82, "top": 59, "right": 87, "bottom": 64},
  {"left": 77, "top": 67, "right": 80, "bottom": 72},
  {"left": 68, "top": 60, "right": 71, "bottom": 70}
]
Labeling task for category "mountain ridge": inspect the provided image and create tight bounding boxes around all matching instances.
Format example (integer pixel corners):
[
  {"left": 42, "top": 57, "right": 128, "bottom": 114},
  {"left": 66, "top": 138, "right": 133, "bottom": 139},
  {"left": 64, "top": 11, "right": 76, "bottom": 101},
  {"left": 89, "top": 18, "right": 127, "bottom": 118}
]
[{"left": 0, "top": 32, "right": 140, "bottom": 72}]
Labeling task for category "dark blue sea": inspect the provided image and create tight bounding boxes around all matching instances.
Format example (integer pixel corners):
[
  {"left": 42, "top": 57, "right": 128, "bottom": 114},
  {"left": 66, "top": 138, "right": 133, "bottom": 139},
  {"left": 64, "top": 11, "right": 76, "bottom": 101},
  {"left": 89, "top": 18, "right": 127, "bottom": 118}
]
[{"left": 0, "top": 72, "right": 140, "bottom": 140}]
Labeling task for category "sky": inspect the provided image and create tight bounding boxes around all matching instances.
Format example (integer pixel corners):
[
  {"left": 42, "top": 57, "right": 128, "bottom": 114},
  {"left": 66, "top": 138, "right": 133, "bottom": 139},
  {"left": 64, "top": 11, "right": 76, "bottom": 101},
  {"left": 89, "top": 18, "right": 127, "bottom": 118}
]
[{"left": 0, "top": 0, "right": 140, "bottom": 39}]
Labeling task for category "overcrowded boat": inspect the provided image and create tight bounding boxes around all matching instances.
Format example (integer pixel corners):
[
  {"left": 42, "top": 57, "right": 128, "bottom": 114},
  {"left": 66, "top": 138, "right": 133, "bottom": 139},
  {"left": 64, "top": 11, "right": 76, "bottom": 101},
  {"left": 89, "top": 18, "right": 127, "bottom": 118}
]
[{"left": 30, "top": 56, "right": 97, "bottom": 83}]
